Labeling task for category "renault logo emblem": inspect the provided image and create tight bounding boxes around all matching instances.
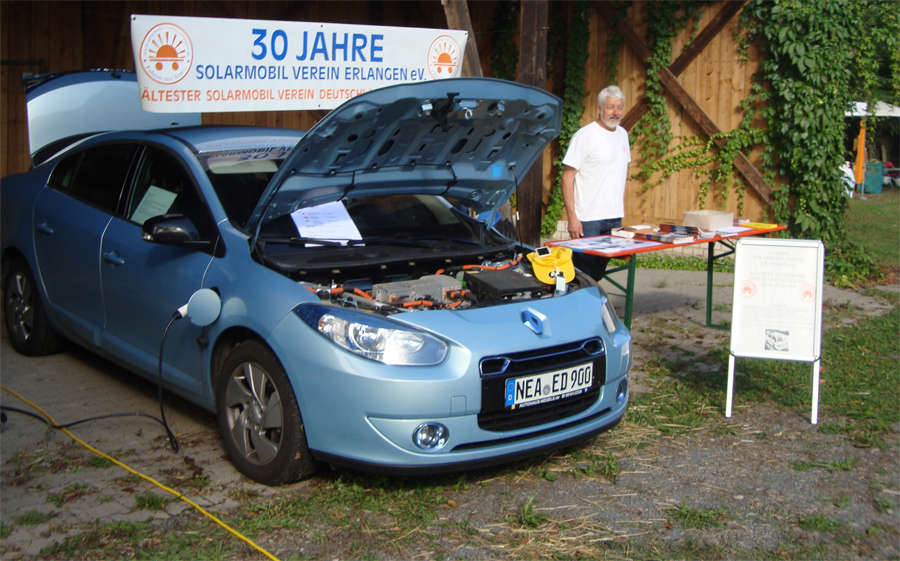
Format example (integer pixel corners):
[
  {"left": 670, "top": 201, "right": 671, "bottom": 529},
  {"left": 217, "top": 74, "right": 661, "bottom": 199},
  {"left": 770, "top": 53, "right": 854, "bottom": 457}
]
[{"left": 522, "top": 309, "right": 547, "bottom": 336}]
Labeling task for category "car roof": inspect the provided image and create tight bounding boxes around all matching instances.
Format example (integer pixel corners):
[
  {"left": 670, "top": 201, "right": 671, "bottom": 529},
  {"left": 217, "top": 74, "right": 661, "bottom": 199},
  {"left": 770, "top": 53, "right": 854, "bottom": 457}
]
[{"left": 164, "top": 126, "right": 306, "bottom": 154}]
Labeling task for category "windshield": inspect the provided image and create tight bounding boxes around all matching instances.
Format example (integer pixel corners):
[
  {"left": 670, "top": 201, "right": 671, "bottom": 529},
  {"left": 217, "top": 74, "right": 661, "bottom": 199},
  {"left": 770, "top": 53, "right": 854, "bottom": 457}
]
[
  {"left": 200, "top": 148, "right": 290, "bottom": 229},
  {"left": 257, "top": 194, "right": 476, "bottom": 243}
]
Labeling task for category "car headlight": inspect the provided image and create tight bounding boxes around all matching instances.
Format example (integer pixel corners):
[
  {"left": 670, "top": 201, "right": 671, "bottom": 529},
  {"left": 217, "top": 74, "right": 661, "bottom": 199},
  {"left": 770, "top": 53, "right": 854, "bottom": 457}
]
[
  {"left": 598, "top": 286, "right": 620, "bottom": 333},
  {"left": 295, "top": 304, "right": 448, "bottom": 366}
]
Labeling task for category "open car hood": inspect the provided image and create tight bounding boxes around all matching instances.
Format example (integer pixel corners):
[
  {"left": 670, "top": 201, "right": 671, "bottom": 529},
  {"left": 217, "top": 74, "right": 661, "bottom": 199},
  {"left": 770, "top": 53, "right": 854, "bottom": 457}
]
[
  {"left": 248, "top": 78, "right": 561, "bottom": 232},
  {"left": 24, "top": 70, "right": 200, "bottom": 166}
]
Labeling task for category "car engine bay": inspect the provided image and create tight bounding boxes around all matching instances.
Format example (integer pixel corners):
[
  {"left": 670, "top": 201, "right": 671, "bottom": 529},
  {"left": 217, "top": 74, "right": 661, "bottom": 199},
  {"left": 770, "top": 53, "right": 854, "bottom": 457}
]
[{"left": 296, "top": 253, "right": 593, "bottom": 315}]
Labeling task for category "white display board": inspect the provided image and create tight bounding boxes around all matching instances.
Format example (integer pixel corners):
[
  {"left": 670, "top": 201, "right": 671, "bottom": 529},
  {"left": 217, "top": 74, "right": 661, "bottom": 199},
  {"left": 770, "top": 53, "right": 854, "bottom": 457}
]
[{"left": 726, "top": 238, "right": 825, "bottom": 423}]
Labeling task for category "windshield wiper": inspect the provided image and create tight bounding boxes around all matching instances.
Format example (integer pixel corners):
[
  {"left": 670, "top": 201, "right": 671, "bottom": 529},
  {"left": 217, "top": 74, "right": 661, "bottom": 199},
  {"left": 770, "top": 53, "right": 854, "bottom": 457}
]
[{"left": 258, "top": 236, "right": 359, "bottom": 247}]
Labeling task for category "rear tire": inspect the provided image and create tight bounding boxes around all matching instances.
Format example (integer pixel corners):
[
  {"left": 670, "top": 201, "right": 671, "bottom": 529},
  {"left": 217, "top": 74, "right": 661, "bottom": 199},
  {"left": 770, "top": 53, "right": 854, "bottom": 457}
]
[
  {"left": 216, "top": 339, "right": 317, "bottom": 485},
  {"left": 3, "top": 257, "right": 64, "bottom": 356}
]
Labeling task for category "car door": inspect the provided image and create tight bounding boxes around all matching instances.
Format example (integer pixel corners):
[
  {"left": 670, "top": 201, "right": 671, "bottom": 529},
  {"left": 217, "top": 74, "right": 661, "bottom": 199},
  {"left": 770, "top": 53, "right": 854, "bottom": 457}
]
[
  {"left": 32, "top": 143, "right": 137, "bottom": 344},
  {"left": 99, "top": 145, "right": 219, "bottom": 393}
]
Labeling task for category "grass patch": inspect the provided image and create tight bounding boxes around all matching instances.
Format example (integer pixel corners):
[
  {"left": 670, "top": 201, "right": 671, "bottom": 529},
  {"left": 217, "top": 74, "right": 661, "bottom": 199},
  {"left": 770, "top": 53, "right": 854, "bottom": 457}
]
[
  {"left": 613, "top": 253, "right": 734, "bottom": 273},
  {"left": 798, "top": 515, "right": 846, "bottom": 532},
  {"left": 39, "top": 520, "right": 253, "bottom": 560},
  {"left": 134, "top": 491, "right": 170, "bottom": 512},
  {"left": 514, "top": 494, "right": 549, "bottom": 528},
  {"left": 873, "top": 497, "right": 898, "bottom": 513},
  {"left": 14, "top": 510, "right": 55, "bottom": 526},
  {"left": 818, "top": 495, "right": 851, "bottom": 508},
  {"left": 567, "top": 448, "right": 621, "bottom": 482},
  {"left": 846, "top": 189, "right": 900, "bottom": 274},
  {"left": 47, "top": 483, "right": 93, "bottom": 507},
  {"left": 789, "top": 458, "right": 859, "bottom": 472},
  {"left": 632, "top": 306, "right": 898, "bottom": 446},
  {"left": 741, "top": 305, "right": 900, "bottom": 447},
  {"left": 90, "top": 456, "right": 113, "bottom": 469},
  {"left": 667, "top": 502, "right": 727, "bottom": 529},
  {"left": 236, "top": 472, "right": 469, "bottom": 538}
]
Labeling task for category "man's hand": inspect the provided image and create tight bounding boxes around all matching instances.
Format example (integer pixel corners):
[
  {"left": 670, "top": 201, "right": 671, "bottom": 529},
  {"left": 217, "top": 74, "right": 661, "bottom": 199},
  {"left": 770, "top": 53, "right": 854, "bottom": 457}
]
[{"left": 567, "top": 216, "right": 583, "bottom": 239}]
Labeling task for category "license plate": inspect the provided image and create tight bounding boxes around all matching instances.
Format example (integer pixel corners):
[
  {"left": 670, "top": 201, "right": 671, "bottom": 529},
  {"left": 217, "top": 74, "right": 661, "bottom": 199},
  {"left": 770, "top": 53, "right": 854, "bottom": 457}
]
[{"left": 504, "top": 362, "right": 593, "bottom": 409}]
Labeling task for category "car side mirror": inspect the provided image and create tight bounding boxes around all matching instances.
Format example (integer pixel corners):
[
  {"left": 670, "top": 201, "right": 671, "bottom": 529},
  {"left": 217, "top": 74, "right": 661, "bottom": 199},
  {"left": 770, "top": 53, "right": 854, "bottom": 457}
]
[{"left": 141, "top": 214, "right": 208, "bottom": 247}]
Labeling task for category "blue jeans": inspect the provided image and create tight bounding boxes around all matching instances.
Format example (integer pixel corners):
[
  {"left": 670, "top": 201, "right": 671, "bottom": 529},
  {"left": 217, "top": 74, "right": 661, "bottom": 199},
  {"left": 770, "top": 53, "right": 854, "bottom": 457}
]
[
  {"left": 575, "top": 218, "right": 622, "bottom": 280},
  {"left": 581, "top": 217, "right": 622, "bottom": 237}
]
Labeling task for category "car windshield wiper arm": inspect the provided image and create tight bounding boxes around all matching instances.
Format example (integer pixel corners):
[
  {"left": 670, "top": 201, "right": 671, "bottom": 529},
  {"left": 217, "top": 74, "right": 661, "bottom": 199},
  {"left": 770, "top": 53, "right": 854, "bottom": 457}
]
[{"left": 259, "top": 236, "right": 357, "bottom": 247}]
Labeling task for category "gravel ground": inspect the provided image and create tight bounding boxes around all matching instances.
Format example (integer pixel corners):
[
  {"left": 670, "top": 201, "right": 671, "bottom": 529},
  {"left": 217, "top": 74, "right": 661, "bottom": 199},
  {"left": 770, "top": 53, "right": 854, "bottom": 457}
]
[{"left": 2, "top": 273, "right": 898, "bottom": 560}]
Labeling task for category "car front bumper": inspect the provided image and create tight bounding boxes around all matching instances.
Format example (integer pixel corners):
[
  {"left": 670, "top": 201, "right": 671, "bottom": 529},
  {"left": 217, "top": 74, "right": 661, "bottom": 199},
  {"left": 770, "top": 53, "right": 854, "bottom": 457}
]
[{"left": 267, "top": 287, "right": 631, "bottom": 473}]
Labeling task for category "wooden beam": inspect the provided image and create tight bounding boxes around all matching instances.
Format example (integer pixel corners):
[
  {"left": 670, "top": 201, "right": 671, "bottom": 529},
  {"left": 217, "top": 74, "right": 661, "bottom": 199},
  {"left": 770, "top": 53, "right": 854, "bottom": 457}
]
[
  {"left": 596, "top": 1, "right": 772, "bottom": 204},
  {"left": 442, "top": 0, "right": 483, "bottom": 77},
  {"left": 200, "top": 1, "right": 233, "bottom": 19},
  {"left": 600, "top": 1, "right": 747, "bottom": 127},
  {"left": 657, "top": 68, "right": 773, "bottom": 202},
  {"left": 516, "top": 0, "right": 548, "bottom": 245},
  {"left": 668, "top": 0, "right": 747, "bottom": 76}
]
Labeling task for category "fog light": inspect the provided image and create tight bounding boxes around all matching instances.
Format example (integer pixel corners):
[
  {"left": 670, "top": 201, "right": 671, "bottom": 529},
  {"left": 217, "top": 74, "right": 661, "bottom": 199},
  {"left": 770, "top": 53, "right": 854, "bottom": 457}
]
[
  {"left": 413, "top": 423, "right": 449, "bottom": 450},
  {"left": 616, "top": 378, "right": 628, "bottom": 403}
]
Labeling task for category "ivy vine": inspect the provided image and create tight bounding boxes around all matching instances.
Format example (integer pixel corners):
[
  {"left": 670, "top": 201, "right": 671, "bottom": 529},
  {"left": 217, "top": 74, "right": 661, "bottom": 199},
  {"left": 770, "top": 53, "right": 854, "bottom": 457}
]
[
  {"left": 540, "top": 0, "right": 590, "bottom": 238},
  {"left": 630, "top": 2, "right": 707, "bottom": 185},
  {"left": 603, "top": 2, "right": 629, "bottom": 85},
  {"left": 741, "top": 0, "right": 894, "bottom": 245},
  {"left": 489, "top": 0, "right": 519, "bottom": 82}
]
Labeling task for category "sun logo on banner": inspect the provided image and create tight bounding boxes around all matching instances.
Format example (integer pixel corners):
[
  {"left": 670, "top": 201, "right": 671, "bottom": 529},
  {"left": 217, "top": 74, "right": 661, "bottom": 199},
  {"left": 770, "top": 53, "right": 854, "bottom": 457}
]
[
  {"left": 139, "top": 23, "right": 193, "bottom": 84},
  {"left": 798, "top": 284, "right": 815, "bottom": 302},
  {"left": 427, "top": 35, "right": 461, "bottom": 79},
  {"left": 739, "top": 279, "right": 757, "bottom": 298}
]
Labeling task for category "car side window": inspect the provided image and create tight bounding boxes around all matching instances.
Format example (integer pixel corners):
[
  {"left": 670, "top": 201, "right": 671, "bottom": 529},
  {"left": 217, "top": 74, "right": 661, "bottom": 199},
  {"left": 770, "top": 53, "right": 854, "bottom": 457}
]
[
  {"left": 126, "top": 147, "right": 219, "bottom": 249},
  {"left": 128, "top": 148, "right": 192, "bottom": 225},
  {"left": 47, "top": 151, "right": 82, "bottom": 191},
  {"left": 64, "top": 144, "right": 138, "bottom": 213}
]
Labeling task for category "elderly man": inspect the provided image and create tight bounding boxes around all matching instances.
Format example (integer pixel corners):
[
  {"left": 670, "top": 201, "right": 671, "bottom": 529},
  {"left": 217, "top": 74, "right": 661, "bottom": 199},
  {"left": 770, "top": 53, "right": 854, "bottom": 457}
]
[{"left": 561, "top": 85, "right": 631, "bottom": 280}]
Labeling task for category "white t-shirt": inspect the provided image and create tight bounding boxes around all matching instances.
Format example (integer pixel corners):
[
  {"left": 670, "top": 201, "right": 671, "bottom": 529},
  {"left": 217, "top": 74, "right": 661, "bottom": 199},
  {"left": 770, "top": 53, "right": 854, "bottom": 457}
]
[{"left": 562, "top": 122, "right": 631, "bottom": 221}]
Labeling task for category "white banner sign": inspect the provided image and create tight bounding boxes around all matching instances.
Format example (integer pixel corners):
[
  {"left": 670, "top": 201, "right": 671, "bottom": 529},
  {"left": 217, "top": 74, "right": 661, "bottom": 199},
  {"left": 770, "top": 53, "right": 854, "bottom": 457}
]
[{"left": 130, "top": 14, "right": 467, "bottom": 113}]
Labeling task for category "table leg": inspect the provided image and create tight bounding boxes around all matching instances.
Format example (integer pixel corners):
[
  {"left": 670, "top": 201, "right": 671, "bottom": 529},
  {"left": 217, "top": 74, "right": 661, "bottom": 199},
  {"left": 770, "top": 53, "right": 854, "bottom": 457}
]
[
  {"left": 624, "top": 254, "right": 636, "bottom": 330},
  {"left": 598, "top": 256, "right": 636, "bottom": 330},
  {"left": 706, "top": 239, "right": 738, "bottom": 329}
]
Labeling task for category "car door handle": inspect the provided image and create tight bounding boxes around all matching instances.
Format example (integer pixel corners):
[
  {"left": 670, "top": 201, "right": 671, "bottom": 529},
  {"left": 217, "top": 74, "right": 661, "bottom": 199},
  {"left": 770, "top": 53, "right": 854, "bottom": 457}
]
[
  {"left": 36, "top": 222, "right": 54, "bottom": 235},
  {"left": 102, "top": 251, "right": 126, "bottom": 266}
]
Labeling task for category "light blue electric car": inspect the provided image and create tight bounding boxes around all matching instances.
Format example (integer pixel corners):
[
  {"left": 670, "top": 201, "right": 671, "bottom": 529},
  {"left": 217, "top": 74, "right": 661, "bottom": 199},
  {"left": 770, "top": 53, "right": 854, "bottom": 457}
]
[{"left": 1, "top": 71, "right": 630, "bottom": 485}]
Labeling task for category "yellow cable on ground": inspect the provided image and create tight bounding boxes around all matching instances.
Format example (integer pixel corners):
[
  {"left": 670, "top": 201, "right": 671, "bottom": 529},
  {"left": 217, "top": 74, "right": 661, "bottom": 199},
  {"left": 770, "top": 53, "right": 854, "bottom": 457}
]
[{"left": 0, "top": 384, "right": 280, "bottom": 561}]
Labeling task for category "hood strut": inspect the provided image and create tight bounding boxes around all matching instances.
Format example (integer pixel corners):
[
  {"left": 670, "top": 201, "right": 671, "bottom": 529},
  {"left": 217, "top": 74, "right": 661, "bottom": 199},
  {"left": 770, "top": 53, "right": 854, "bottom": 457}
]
[{"left": 432, "top": 92, "right": 459, "bottom": 133}]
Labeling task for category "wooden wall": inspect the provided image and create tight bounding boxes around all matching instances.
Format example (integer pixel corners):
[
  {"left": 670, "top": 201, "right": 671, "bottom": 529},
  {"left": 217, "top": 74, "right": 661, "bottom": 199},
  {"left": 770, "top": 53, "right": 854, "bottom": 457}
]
[
  {"left": 583, "top": 1, "right": 770, "bottom": 225},
  {"left": 1, "top": 1, "right": 771, "bottom": 227}
]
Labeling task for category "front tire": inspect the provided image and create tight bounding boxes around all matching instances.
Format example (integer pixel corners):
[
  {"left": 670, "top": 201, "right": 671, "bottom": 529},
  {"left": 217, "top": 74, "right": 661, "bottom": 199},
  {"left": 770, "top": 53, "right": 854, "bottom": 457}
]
[
  {"left": 3, "top": 257, "right": 63, "bottom": 356},
  {"left": 216, "top": 339, "right": 317, "bottom": 485}
]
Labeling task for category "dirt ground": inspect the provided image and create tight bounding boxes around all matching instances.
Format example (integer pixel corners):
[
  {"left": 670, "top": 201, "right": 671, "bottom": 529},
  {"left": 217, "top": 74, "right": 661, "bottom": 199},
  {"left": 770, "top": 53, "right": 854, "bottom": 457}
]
[{"left": 2, "top": 272, "right": 898, "bottom": 560}]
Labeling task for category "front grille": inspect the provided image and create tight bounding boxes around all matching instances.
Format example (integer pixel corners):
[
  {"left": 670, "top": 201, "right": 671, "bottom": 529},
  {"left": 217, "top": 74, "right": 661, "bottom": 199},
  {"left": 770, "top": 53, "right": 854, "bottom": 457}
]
[{"left": 478, "top": 338, "right": 606, "bottom": 432}]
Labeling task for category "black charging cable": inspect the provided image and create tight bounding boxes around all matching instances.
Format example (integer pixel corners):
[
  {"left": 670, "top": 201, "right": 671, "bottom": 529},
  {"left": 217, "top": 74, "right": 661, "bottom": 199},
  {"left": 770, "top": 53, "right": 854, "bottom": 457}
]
[
  {"left": 0, "top": 405, "right": 172, "bottom": 432},
  {"left": 1, "top": 310, "right": 186, "bottom": 454},
  {"left": 156, "top": 311, "right": 185, "bottom": 453}
]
